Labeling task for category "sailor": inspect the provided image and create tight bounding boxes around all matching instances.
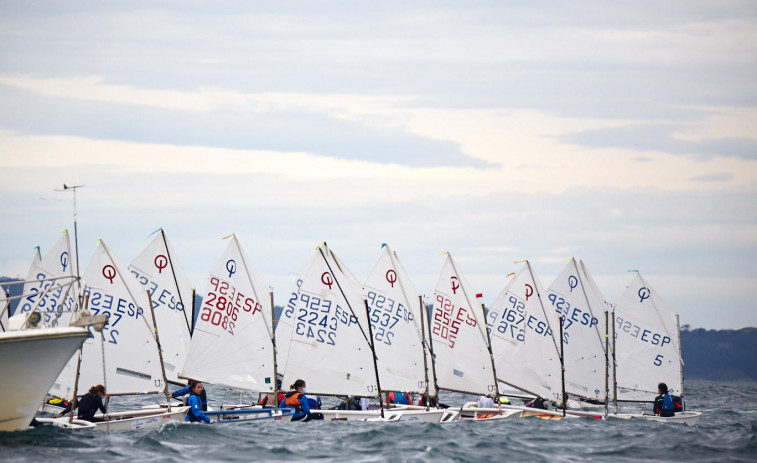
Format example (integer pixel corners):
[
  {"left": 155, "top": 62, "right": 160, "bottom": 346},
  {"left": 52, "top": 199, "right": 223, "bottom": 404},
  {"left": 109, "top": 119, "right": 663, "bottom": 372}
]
[
  {"left": 172, "top": 379, "right": 208, "bottom": 411},
  {"left": 185, "top": 381, "right": 215, "bottom": 423},
  {"left": 477, "top": 394, "right": 495, "bottom": 409},
  {"left": 387, "top": 391, "right": 412, "bottom": 406},
  {"left": 53, "top": 384, "right": 108, "bottom": 422},
  {"left": 260, "top": 379, "right": 284, "bottom": 408},
  {"left": 526, "top": 397, "right": 557, "bottom": 410},
  {"left": 653, "top": 382, "right": 676, "bottom": 417},
  {"left": 280, "top": 379, "right": 324, "bottom": 422},
  {"left": 418, "top": 393, "right": 438, "bottom": 407}
]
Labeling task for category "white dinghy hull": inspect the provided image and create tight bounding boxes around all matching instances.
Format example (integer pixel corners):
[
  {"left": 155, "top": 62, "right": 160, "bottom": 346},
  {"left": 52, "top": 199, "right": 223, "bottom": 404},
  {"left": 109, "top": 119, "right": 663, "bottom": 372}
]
[
  {"left": 459, "top": 407, "right": 522, "bottom": 421},
  {"left": 319, "top": 408, "right": 455, "bottom": 422},
  {"left": 641, "top": 411, "right": 702, "bottom": 426},
  {"left": 38, "top": 407, "right": 190, "bottom": 431}
]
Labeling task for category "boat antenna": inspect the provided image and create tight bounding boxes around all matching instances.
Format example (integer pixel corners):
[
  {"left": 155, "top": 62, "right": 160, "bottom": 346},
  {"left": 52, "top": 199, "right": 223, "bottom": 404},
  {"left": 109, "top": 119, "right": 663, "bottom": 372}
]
[{"left": 55, "top": 184, "right": 85, "bottom": 309}]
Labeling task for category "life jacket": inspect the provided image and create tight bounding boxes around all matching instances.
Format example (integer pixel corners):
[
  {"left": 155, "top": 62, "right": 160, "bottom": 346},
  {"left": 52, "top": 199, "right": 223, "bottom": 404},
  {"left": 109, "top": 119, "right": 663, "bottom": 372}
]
[
  {"left": 388, "top": 392, "right": 410, "bottom": 405},
  {"left": 187, "top": 393, "right": 203, "bottom": 422},
  {"left": 661, "top": 394, "right": 675, "bottom": 412},
  {"left": 672, "top": 395, "right": 684, "bottom": 411},
  {"left": 529, "top": 397, "right": 549, "bottom": 410},
  {"left": 284, "top": 392, "right": 303, "bottom": 412}
]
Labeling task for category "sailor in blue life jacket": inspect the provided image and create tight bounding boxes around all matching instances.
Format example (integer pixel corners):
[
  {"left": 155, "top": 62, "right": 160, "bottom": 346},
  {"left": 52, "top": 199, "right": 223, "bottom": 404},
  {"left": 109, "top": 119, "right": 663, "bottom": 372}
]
[
  {"left": 173, "top": 380, "right": 208, "bottom": 411},
  {"left": 185, "top": 381, "right": 215, "bottom": 423},
  {"left": 653, "top": 382, "right": 676, "bottom": 417},
  {"left": 387, "top": 391, "right": 411, "bottom": 406},
  {"left": 280, "top": 379, "right": 324, "bottom": 422},
  {"left": 53, "top": 384, "right": 108, "bottom": 422}
]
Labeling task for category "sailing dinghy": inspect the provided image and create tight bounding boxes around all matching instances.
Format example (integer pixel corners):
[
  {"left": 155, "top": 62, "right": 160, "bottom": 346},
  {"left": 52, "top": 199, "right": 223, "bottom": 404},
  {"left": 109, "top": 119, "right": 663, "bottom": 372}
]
[
  {"left": 546, "top": 258, "right": 611, "bottom": 410},
  {"left": 612, "top": 271, "right": 701, "bottom": 426},
  {"left": 430, "top": 253, "right": 519, "bottom": 421},
  {"left": 362, "top": 245, "right": 455, "bottom": 422},
  {"left": 39, "top": 239, "right": 187, "bottom": 431},
  {"left": 277, "top": 243, "right": 398, "bottom": 421},
  {"left": 487, "top": 261, "right": 604, "bottom": 420},
  {"left": 179, "top": 234, "right": 292, "bottom": 423}
]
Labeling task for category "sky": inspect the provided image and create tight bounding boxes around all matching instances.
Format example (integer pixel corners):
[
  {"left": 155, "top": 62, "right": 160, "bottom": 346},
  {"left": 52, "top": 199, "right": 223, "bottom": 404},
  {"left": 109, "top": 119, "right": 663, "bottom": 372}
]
[{"left": 0, "top": 1, "right": 755, "bottom": 329}]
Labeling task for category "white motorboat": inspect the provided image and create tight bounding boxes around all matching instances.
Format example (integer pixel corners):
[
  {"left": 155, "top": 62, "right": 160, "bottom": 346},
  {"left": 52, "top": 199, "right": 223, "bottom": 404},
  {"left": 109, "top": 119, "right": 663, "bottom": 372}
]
[{"left": 0, "top": 326, "right": 90, "bottom": 431}]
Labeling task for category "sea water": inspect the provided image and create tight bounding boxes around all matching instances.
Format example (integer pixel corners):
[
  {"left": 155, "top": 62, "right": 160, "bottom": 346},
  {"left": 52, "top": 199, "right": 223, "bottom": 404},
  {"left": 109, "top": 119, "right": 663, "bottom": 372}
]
[{"left": 1, "top": 379, "right": 755, "bottom": 462}]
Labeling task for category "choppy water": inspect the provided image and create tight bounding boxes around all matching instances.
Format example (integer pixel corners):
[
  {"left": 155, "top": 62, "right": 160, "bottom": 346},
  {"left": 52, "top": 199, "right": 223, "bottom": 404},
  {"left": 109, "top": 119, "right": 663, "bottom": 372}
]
[{"left": 1, "top": 379, "right": 755, "bottom": 462}]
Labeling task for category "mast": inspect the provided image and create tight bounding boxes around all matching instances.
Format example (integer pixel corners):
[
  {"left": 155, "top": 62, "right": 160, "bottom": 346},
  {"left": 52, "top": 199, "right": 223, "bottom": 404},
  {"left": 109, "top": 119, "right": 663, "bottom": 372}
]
[
  {"left": 559, "top": 316, "right": 566, "bottom": 417},
  {"left": 677, "top": 314, "right": 684, "bottom": 397},
  {"left": 271, "top": 291, "right": 279, "bottom": 412},
  {"left": 612, "top": 309, "right": 618, "bottom": 414},
  {"left": 147, "top": 290, "right": 172, "bottom": 411},
  {"left": 57, "top": 184, "right": 85, "bottom": 311},
  {"left": 68, "top": 294, "right": 89, "bottom": 424},
  {"left": 190, "top": 289, "right": 196, "bottom": 336},
  {"left": 480, "top": 302, "right": 501, "bottom": 400},
  {"left": 159, "top": 229, "right": 192, "bottom": 335},
  {"left": 422, "top": 297, "right": 441, "bottom": 405},
  {"left": 417, "top": 296, "right": 431, "bottom": 409},
  {"left": 604, "top": 310, "right": 609, "bottom": 417}
]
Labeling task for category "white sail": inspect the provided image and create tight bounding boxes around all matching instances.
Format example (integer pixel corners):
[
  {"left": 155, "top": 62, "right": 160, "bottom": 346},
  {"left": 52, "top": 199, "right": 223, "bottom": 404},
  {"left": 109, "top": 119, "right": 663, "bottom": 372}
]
[
  {"left": 364, "top": 245, "right": 428, "bottom": 394},
  {"left": 11, "top": 231, "right": 78, "bottom": 328},
  {"left": 49, "top": 240, "right": 164, "bottom": 399},
  {"left": 489, "top": 261, "right": 562, "bottom": 400},
  {"left": 614, "top": 272, "right": 682, "bottom": 401},
  {"left": 430, "top": 253, "right": 495, "bottom": 395},
  {"left": 129, "top": 230, "right": 193, "bottom": 384},
  {"left": 277, "top": 243, "right": 378, "bottom": 397},
  {"left": 181, "top": 235, "right": 276, "bottom": 392},
  {"left": 546, "top": 258, "right": 607, "bottom": 401}
]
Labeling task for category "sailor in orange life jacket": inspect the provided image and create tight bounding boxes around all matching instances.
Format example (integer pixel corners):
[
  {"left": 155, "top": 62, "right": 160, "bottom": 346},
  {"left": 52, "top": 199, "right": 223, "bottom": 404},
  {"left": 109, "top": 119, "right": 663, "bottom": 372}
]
[{"left": 279, "top": 379, "right": 324, "bottom": 422}]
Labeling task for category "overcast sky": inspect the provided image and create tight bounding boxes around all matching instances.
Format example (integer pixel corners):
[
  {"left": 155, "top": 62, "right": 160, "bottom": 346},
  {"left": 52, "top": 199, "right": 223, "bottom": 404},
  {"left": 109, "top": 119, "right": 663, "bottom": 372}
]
[{"left": 1, "top": 1, "right": 755, "bottom": 329}]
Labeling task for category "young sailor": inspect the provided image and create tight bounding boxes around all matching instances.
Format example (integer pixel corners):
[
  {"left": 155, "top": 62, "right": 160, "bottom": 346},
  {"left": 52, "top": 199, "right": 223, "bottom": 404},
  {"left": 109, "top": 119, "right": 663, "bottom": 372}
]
[
  {"left": 173, "top": 379, "right": 208, "bottom": 411},
  {"left": 186, "top": 381, "right": 215, "bottom": 423},
  {"left": 387, "top": 391, "right": 412, "bottom": 406},
  {"left": 280, "top": 380, "right": 324, "bottom": 422},
  {"left": 260, "top": 379, "right": 285, "bottom": 408},
  {"left": 53, "top": 385, "right": 108, "bottom": 422},
  {"left": 477, "top": 394, "right": 495, "bottom": 408},
  {"left": 653, "top": 382, "right": 676, "bottom": 417}
]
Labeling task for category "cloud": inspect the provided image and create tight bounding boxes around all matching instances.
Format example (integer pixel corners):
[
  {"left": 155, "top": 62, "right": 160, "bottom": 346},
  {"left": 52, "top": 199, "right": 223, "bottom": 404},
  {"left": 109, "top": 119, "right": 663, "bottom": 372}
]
[
  {"left": 557, "top": 123, "right": 757, "bottom": 160},
  {"left": 0, "top": 83, "right": 489, "bottom": 168},
  {"left": 691, "top": 173, "right": 734, "bottom": 182}
]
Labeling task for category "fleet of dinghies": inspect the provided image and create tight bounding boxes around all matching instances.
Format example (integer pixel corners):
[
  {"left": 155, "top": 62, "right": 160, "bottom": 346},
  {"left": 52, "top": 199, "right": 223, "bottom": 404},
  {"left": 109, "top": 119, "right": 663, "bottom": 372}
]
[{"left": 0, "top": 232, "right": 701, "bottom": 431}]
